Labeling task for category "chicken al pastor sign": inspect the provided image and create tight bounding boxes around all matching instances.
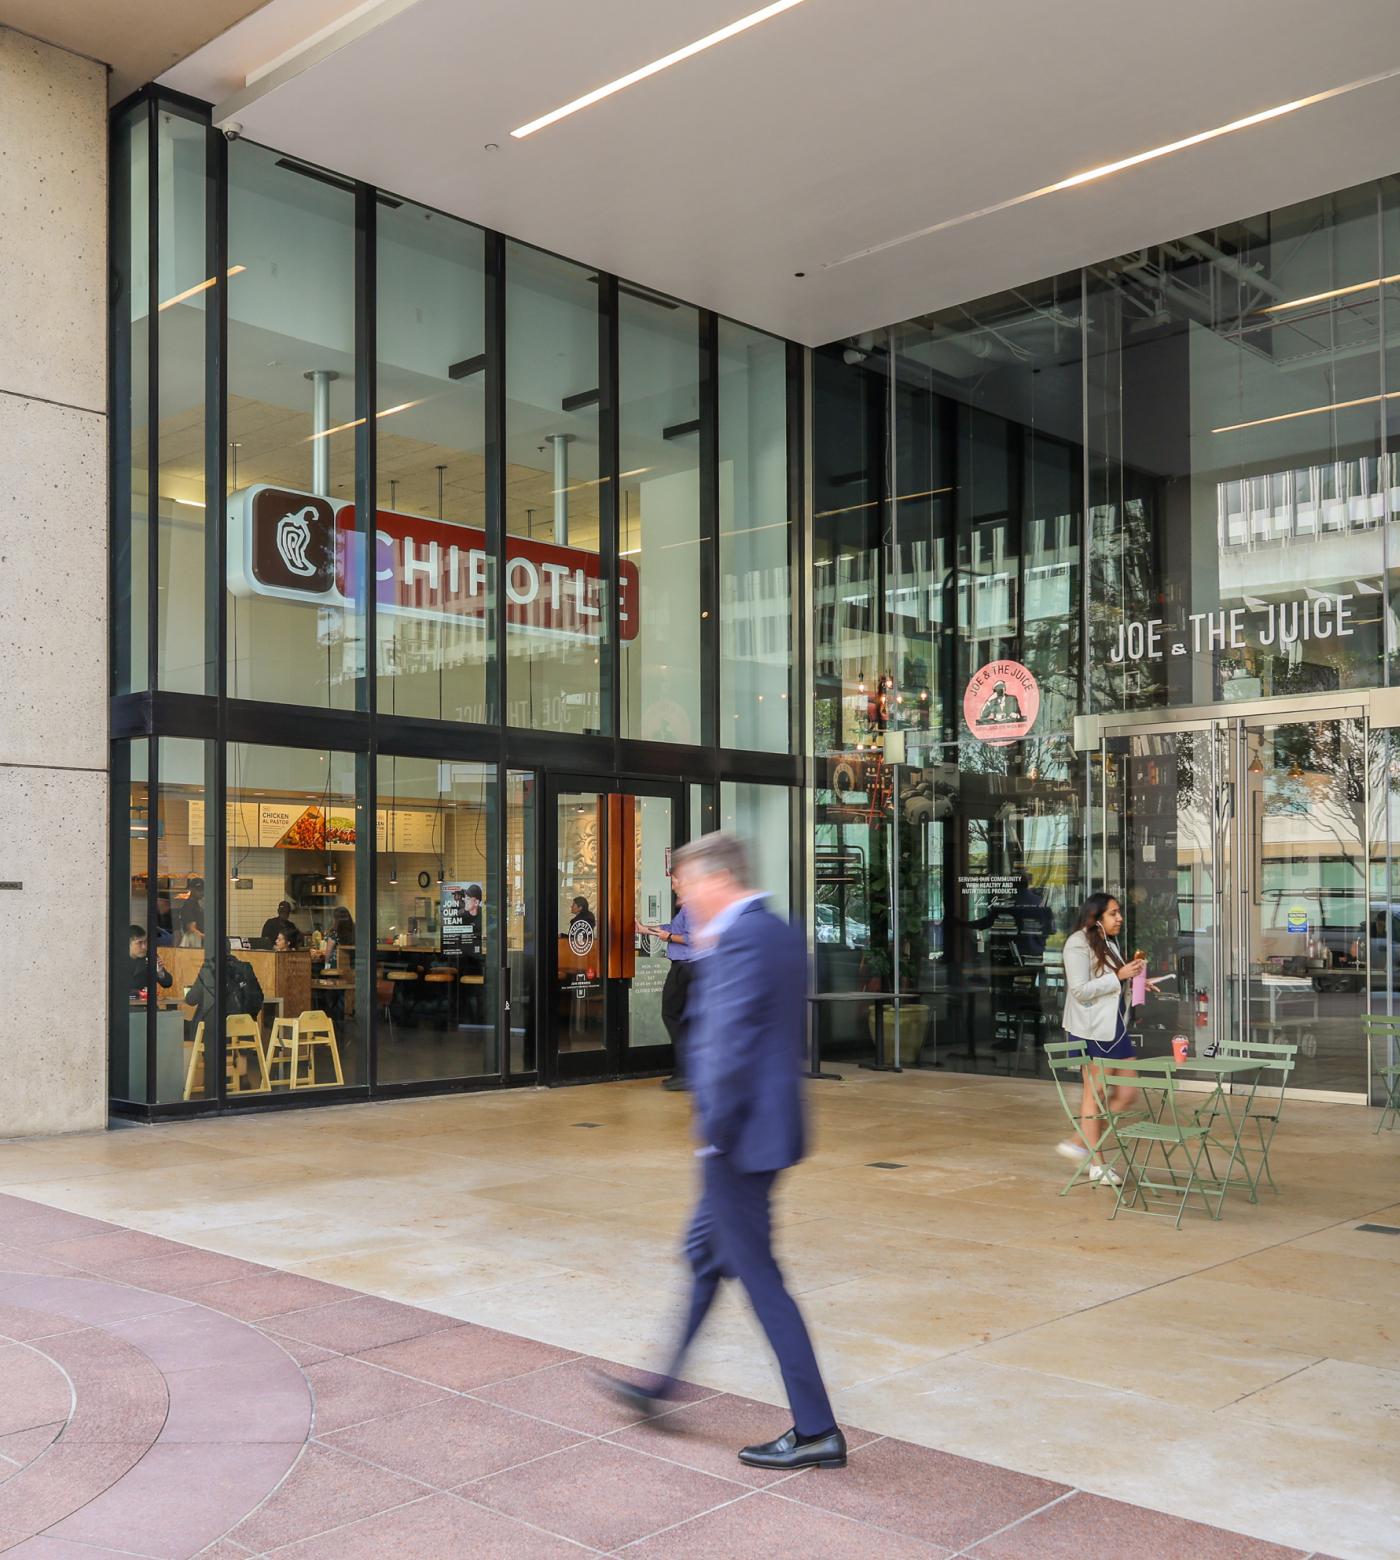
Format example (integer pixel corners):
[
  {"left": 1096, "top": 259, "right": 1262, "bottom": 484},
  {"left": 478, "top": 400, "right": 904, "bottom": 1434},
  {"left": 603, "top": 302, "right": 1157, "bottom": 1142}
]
[{"left": 228, "top": 484, "right": 639, "bottom": 641}]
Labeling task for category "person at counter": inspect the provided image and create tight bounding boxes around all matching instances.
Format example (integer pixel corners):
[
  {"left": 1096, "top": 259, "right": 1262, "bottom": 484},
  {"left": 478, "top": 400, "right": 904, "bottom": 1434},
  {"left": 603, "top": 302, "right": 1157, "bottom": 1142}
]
[
  {"left": 323, "top": 906, "right": 355, "bottom": 970},
  {"left": 155, "top": 894, "right": 175, "bottom": 946},
  {"left": 273, "top": 928, "right": 295, "bottom": 952},
  {"left": 176, "top": 878, "right": 206, "bottom": 947},
  {"left": 260, "top": 901, "right": 302, "bottom": 949},
  {"left": 128, "top": 925, "right": 173, "bottom": 1002},
  {"left": 570, "top": 896, "right": 596, "bottom": 930}
]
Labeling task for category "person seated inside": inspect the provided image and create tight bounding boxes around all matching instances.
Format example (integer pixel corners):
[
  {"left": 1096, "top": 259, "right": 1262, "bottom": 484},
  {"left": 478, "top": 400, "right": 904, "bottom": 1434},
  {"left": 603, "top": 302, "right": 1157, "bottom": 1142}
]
[
  {"left": 260, "top": 900, "right": 302, "bottom": 949},
  {"left": 128, "top": 924, "right": 173, "bottom": 1002}
]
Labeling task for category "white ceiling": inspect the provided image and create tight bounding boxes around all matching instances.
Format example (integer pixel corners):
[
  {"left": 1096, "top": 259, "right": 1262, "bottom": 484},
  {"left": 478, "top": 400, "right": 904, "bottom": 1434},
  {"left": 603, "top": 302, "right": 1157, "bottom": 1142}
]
[{"left": 160, "top": 0, "right": 1400, "bottom": 347}]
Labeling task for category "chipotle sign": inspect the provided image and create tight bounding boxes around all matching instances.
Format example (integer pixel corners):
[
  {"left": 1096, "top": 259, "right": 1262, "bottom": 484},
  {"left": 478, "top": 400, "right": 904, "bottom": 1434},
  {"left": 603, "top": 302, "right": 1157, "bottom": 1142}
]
[{"left": 229, "top": 484, "right": 638, "bottom": 641}]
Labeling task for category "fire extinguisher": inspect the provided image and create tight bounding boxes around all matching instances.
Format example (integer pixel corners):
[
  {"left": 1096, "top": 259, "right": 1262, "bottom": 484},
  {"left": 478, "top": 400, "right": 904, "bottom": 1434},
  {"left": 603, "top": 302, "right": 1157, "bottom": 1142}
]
[{"left": 1195, "top": 988, "right": 1209, "bottom": 1030}]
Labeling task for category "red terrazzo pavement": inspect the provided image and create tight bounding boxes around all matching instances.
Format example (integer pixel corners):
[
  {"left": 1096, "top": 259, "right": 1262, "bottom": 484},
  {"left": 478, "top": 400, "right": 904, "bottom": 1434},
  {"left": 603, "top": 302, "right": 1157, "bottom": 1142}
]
[{"left": 0, "top": 1188, "right": 1321, "bottom": 1559}]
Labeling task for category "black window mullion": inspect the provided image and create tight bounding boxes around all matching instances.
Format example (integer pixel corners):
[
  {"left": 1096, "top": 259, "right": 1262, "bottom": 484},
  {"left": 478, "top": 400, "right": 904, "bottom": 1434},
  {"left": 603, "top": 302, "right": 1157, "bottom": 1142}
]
[
  {"left": 145, "top": 736, "right": 158, "bottom": 1105},
  {"left": 356, "top": 181, "right": 377, "bottom": 723},
  {"left": 210, "top": 118, "right": 230, "bottom": 1113},
  {"left": 356, "top": 183, "right": 378, "bottom": 1083},
  {"left": 598, "top": 273, "right": 620, "bottom": 744},
  {"left": 485, "top": 231, "right": 506, "bottom": 730},
  {"left": 205, "top": 123, "right": 227, "bottom": 699},
  {"left": 109, "top": 111, "right": 132, "bottom": 700},
  {"left": 700, "top": 312, "right": 719, "bottom": 754},
  {"left": 146, "top": 97, "right": 159, "bottom": 696},
  {"left": 209, "top": 733, "right": 227, "bottom": 1109},
  {"left": 786, "top": 341, "right": 805, "bottom": 762}
]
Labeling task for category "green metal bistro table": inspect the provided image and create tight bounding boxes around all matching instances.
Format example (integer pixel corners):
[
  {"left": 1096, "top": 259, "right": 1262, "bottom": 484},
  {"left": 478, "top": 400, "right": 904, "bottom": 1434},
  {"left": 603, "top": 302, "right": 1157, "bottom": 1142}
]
[{"left": 1101, "top": 1054, "right": 1268, "bottom": 1215}]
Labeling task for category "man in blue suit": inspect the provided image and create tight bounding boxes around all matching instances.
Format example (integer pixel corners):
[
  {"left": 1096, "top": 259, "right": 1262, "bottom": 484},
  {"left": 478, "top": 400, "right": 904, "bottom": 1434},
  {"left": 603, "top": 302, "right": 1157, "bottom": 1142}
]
[{"left": 604, "top": 832, "right": 846, "bottom": 1472}]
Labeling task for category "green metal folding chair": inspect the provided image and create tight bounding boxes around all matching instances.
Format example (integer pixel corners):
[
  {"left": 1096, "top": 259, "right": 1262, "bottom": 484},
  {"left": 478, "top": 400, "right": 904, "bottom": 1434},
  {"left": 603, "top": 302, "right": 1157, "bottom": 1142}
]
[
  {"left": 1044, "top": 1038, "right": 1141, "bottom": 1195},
  {"left": 1045, "top": 1039, "right": 1099, "bottom": 1193},
  {"left": 1095, "top": 1058, "right": 1226, "bottom": 1228},
  {"left": 1196, "top": 1039, "right": 1296, "bottom": 1196},
  {"left": 1363, "top": 1016, "right": 1400, "bottom": 1134},
  {"left": 1379, "top": 1068, "right": 1400, "bottom": 1133}
]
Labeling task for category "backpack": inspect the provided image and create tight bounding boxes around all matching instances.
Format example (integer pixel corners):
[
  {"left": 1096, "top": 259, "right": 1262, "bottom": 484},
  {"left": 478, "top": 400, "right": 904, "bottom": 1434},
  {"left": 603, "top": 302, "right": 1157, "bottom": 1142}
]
[{"left": 226, "top": 955, "right": 264, "bottom": 1018}]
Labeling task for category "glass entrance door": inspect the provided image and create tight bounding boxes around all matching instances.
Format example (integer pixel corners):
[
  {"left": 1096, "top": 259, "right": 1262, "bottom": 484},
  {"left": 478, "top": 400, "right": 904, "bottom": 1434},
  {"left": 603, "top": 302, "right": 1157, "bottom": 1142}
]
[
  {"left": 1239, "top": 714, "right": 1368, "bottom": 1094},
  {"left": 1102, "top": 725, "right": 1228, "bottom": 1061},
  {"left": 1101, "top": 707, "right": 1370, "bottom": 1097},
  {"left": 546, "top": 777, "right": 683, "bottom": 1082}
]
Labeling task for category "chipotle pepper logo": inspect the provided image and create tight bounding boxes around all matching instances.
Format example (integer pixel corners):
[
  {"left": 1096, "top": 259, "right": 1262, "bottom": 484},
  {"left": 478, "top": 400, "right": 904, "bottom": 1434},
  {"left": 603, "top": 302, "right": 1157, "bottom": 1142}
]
[{"left": 251, "top": 489, "right": 335, "bottom": 594}]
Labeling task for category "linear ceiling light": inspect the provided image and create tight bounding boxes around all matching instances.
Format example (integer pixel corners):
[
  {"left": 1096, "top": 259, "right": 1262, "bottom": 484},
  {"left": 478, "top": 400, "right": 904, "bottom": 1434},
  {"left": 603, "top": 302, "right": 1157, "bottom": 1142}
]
[
  {"left": 511, "top": 0, "right": 812, "bottom": 138},
  {"left": 1261, "top": 272, "right": 1400, "bottom": 314},
  {"left": 158, "top": 264, "right": 246, "bottom": 311},
  {"left": 814, "top": 486, "right": 953, "bottom": 520},
  {"left": 1212, "top": 389, "right": 1400, "bottom": 435},
  {"left": 824, "top": 65, "right": 1400, "bottom": 270},
  {"left": 306, "top": 399, "right": 425, "bottom": 442}
]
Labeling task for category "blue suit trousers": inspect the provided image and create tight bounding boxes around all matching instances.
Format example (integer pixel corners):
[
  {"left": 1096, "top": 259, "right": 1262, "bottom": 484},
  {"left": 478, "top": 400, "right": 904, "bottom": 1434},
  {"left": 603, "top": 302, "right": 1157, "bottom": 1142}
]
[{"left": 661, "top": 1152, "right": 834, "bottom": 1438}]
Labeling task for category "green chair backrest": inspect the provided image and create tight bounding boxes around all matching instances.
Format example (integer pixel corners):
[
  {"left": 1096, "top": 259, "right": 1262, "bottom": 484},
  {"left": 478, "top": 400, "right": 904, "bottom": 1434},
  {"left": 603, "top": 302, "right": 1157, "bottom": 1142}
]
[
  {"left": 1089, "top": 1055, "right": 1192, "bottom": 1135},
  {"left": 1044, "top": 1038, "right": 1091, "bottom": 1135},
  {"left": 1219, "top": 1039, "right": 1296, "bottom": 1080}
]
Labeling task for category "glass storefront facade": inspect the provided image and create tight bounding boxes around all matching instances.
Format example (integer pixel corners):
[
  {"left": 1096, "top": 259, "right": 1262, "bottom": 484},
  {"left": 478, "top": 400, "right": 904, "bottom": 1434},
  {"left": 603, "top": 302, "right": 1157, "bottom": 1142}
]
[
  {"left": 813, "top": 177, "right": 1400, "bottom": 1102},
  {"left": 112, "top": 91, "right": 1398, "bottom": 1116},
  {"left": 111, "top": 94, "right": 801, "bottom": 1116}
]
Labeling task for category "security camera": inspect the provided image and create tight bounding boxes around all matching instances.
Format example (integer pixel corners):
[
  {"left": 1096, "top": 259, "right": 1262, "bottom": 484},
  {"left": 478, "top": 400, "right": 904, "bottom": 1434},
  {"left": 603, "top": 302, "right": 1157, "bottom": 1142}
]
[
  {"left": 843, "top": 346, "right": 868, "bottom": 366},
  {"left": 222, "top": 122, "right": 244, "bottom": 141}
]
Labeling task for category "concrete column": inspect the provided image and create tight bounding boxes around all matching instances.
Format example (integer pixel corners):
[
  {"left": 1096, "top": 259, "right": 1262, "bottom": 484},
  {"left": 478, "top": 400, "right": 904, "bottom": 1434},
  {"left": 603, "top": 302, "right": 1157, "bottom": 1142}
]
[{"left": 0, "top": 28, "right": 108, "bottom": 1136}]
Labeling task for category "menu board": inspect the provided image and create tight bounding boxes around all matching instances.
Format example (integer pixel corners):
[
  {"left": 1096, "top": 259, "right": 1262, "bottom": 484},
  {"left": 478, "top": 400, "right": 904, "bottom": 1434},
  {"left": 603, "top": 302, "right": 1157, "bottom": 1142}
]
[
  {"left": 374, "top": 809, "right": 440, "bottom": 853},
  {"left": 189, "top": 799, "right": 358, "bottom": 851}
]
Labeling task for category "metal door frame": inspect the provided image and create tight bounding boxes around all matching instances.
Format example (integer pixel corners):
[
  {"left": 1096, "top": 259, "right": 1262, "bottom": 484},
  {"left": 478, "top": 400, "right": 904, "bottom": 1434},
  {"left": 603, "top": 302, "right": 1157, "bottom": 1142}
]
[{"left": 542, "top": 772, "right": 685, "bottom": 1085}]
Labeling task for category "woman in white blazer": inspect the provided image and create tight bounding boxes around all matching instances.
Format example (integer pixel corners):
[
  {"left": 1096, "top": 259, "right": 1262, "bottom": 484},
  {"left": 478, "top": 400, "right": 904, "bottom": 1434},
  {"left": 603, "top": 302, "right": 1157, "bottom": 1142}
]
[{"left": 1056, "top": 892, "right": 1151, "bottom": 1185}]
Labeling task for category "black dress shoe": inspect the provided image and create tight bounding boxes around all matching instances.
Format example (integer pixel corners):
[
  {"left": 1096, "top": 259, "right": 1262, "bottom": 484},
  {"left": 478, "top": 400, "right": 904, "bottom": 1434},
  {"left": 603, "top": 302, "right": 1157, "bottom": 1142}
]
[
  {"left": 661, "top": 1075, "right": 689, "bottom": 1092},
  {"left": 595, "top": 1371, "right": 667, "bottom": 1417},
  {"left": 738, "top": 1426, "right": 847, "bottom": 1470}
]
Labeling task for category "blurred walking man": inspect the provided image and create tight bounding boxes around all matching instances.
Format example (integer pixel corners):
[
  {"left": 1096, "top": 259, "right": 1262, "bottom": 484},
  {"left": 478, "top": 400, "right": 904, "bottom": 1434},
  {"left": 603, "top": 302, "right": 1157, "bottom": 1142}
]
[{"left": 603, "top": 833, "right": 846, "bottom": 1471}]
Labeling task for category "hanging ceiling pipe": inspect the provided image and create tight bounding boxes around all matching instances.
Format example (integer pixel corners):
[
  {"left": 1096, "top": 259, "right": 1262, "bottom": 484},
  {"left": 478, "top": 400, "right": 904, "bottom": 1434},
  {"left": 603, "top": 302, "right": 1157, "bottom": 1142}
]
[
  {"left": 304, "top": 369, "right": 340, "bottom": 496},
  {"left": 549, "top": 434, "right": 574, "bottom": 546}
]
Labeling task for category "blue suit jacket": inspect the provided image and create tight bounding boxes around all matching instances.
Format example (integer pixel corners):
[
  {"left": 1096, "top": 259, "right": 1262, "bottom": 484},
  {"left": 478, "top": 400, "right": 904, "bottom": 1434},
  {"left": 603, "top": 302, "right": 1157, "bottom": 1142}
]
[{"left": 689, "top": 901, "right": 807, "bottom": 1174}]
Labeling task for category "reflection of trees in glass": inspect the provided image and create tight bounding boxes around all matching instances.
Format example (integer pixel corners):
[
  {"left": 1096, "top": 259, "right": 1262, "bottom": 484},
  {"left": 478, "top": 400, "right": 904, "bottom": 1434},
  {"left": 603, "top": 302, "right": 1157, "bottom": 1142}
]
[
  {"left": 1263, "top": 720, "right": 1366, "bottom": 888},
  {"left": 1088, "top": 496, "right": 1167, "bottom": 712}
]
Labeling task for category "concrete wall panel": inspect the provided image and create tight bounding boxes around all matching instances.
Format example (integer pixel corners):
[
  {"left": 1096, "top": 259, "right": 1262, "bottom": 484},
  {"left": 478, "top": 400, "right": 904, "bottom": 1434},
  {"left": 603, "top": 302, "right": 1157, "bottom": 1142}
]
[
  {"left": 0, "top": 394, "right": 108, "bottom": 771},
  {"left": 0, "top": 766, "right": 108, "bottom": 1138},
  {"left": 0, "top": 30, "right": 106, "bottom": 414}
]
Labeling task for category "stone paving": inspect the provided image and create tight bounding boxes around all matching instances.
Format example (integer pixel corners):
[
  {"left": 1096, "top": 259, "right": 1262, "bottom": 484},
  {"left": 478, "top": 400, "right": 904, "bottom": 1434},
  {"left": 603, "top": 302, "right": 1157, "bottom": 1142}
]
[{"left": 0, "top": 1188, "right": 1330, "bottom": 1558}]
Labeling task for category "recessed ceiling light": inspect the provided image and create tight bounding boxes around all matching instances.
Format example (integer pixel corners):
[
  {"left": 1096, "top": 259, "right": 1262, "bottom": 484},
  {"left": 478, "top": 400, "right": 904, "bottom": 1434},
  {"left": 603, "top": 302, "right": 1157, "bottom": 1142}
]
[
  {"left": 511, "top": 0, "right": 812, "bottom": 138},
  {"left": 823, "top": 64, "right": 1400, "bottom": 269}
]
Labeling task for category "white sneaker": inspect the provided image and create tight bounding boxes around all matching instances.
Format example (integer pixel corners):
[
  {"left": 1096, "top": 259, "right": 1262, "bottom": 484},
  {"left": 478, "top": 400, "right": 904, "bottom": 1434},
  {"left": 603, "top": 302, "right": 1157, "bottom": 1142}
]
[
  {"left": 1089, "top": 1163, "right": 1122, "bottom": 1187},
  {"left": 1055, "top": 1139, "right": 1090, "bottom": 1164}
]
